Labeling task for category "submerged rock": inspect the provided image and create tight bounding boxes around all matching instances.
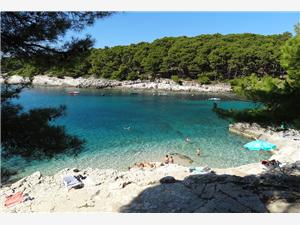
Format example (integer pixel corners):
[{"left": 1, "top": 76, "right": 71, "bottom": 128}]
[{"left": 170, "top": 153, "right": 194, "bottom": 165}]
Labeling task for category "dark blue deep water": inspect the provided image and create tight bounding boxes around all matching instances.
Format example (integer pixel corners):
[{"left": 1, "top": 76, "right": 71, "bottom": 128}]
[{"left": 5, "top": 87, "right": 265, "bottom": 180}]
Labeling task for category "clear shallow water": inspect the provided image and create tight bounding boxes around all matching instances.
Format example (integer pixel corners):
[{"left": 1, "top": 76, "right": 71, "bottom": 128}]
[{"left": 4, "top": 87, "right": 265, "bottom": 180}]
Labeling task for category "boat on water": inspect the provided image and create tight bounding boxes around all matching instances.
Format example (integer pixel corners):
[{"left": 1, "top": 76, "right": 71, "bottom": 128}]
[
  {"left": 68, "top": 91, "right": 80, "bottom": 95},
  {"left": 208, "top": 97, "right": 221, "bottom": 101}
]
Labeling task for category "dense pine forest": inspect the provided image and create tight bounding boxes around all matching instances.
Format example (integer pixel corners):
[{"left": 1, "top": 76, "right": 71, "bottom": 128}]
[
  {"left": 2, "top": 18, "right": 300, "bottom": 130},
  {"left": 2, "top": 32, "right": 292, "bottom": 83}
]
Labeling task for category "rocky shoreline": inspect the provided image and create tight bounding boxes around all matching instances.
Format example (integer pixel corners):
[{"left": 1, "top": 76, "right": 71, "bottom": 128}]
[
  {"left": 0, "top": 75, "right": 232, "bottom": 92},
  {"left": 229, "top": 123, "right": 300, "bottom": 164},
  {"left": 1, "top": 161, "right": 299, "bottom": 213},
  {"left": 1, "top": 123, "right": 299, "bottom": 213}
]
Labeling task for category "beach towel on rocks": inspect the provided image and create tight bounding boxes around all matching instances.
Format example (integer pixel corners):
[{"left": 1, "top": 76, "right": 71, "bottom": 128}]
[
  {"left": 63, "top": 175, "right": 83, "bottom": 189},
  {"left": 261, "top": 160, "right": 283, "bottom": 172},
  {"left": 4, "top": 192, "right": 24, "bottom": 207},
  {"left": 188, "top": 166, "right": 211, "bottom": 175}
]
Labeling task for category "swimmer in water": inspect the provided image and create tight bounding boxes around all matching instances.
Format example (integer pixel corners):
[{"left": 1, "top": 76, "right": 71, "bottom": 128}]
[
  {"left": 123, "top": 126, "right": 131, "bottom": 130},
  {"left": 196, "top": 148, "right": 201, "bottom": 156},
  {"left": 185, "top": 137, "right": 190, "bottom": 143}
]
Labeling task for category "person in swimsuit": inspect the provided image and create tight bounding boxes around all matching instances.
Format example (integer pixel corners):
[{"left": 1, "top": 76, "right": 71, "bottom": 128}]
[
  {"left": 164, "top": 155, "right": 169, "bottom": 164},
  {"left": 169, "top": 156, "right": 174, "bottom": 164}
]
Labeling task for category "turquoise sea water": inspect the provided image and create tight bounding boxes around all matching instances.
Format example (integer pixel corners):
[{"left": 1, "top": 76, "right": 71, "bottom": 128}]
[{"left": 4, "top": 87, "right": 265, "bottom": 180}]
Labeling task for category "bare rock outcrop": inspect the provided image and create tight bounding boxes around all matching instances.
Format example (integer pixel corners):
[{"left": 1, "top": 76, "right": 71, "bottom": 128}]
[
  {"left": 229, "top": 123, "right": 300, "bottom": 163},
  {"left": 0, "top": 75, "right": 232, "bottom": 93},
  {"left": 2, "top": 75, "right": 31, "bottom": 84},
  {"left": 1, "top": 162, "right": 299, "bottom": 213}
]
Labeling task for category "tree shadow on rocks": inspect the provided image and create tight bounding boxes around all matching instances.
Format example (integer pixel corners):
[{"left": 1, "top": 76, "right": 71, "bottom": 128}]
[{"left": 119, "top": 162, "right": 300, "bottom": 213}]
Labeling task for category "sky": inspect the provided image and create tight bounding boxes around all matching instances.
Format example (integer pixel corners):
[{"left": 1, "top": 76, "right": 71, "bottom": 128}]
[{"left": 70, "top": 12, "right": 300, "bottom": 48}]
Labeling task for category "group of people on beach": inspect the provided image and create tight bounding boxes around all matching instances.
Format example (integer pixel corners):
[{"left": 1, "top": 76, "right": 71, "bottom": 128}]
[
  {"left": 164, "top": 155, "right": 174, "bottom": 164},
  {"left": 129, "top": 155, "right": 175, "bottom": 171},
  {"left": 130, "top": 161, "right": 157, "bottom": 170},
  {"left": 129, "top": 137, "right": 202, "bottom": 170}
]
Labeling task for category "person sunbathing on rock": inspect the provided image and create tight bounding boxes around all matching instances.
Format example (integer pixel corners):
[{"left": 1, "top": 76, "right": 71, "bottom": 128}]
[
  {"left": 134, "top": 162, "right": 145, "bottom": 169},
  {"left": 144, "top": 162, "right": 156, "bottom": 168}
]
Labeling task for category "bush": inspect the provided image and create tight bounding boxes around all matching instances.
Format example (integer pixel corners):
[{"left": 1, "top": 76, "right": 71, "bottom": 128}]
[
  {"left": 293, "top": 117, "right": 300, "bottom": 130},
  {"left": 149, "top": 74, "right": 156, "bottom": 82},
  {"left": 139, "top": 74, "right": 150, "bottom": 80},
  {"left": 213, "top": 107, "right": 272, "bottom": 124},
  {"left": 184, "top": 77, "right": 192, "bottom": 81},
  {"left": 111, "top": 71, "right": 122, "bottom": 80},
  {"left": 110, "top": 64, "right": 128, "bottom": 80},
  {"left": 197, "top": 75, "right": 211, "bottom": 84},
  {"left": 171, "top": 75, "right": 182, "bottom": 85},
  {"left": 126, "top": 71, "right": 139, "bottom": 81},
  {"left": 16, "top": 64, "right": 40, "bottom": 77}
]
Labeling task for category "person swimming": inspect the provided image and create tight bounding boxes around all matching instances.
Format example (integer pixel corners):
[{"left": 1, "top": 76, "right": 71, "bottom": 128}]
[
  {"left": 196, "top": 148, "right": 201, "bottom": 156},
  {"left": 185, "top": 137, "right": 190, "bottom": 143}
]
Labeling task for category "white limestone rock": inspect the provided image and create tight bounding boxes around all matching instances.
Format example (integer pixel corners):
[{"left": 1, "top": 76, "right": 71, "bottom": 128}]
[
  {"left": 5, "top": 75, "right": 30, "bottom": 84},
  {"left": 4, "top": 75, "right": 232, "bottom": 92}
]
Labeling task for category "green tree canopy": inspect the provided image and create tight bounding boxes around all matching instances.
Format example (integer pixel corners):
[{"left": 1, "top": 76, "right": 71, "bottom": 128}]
[
  {"left": 1, "top": 85, "right": 84, "bottom": 160},
  {"left": 215, "top": 25, "right": 300, "bottom": 129},
  {"left": 3, "top": 32, "right": 291, "bottom": 80},
  {"left": 281, "top": 23, "right": 300, "bottom": 87},
  {"left": 1, "top": 12, "right": 112, "bottom": 58}
]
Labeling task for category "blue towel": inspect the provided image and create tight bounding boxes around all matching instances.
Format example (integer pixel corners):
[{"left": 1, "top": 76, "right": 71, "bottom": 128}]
[{"left": 63, "top": 176, "right": 82, "bottom": 188}]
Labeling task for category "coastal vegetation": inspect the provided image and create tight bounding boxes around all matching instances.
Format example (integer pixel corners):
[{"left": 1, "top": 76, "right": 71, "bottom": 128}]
[
  {"left": 1, "top": 85, "right": 85, "bottom": 160},
  {"left": 2, "top": 33, "right": 291, "bottom": 82},
  {"left": 1, "top": 12, "right": 113, "bottom": 58},
  {"left": 215, "top": 24, "right": 300, "bottom": 129}
]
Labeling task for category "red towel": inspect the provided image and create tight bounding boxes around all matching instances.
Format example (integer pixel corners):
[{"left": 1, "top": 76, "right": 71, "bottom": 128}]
[{"left": 4, "top": 192, "right": 24, "bottom": 207}]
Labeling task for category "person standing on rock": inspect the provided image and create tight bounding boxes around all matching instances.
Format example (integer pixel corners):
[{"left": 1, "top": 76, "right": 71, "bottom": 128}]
[
  {"left": 169, "top": 156, "right": 174, "bottom": 164},
  {"left": 164, "top": 155, "right": 169, "bottom": 164}
]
